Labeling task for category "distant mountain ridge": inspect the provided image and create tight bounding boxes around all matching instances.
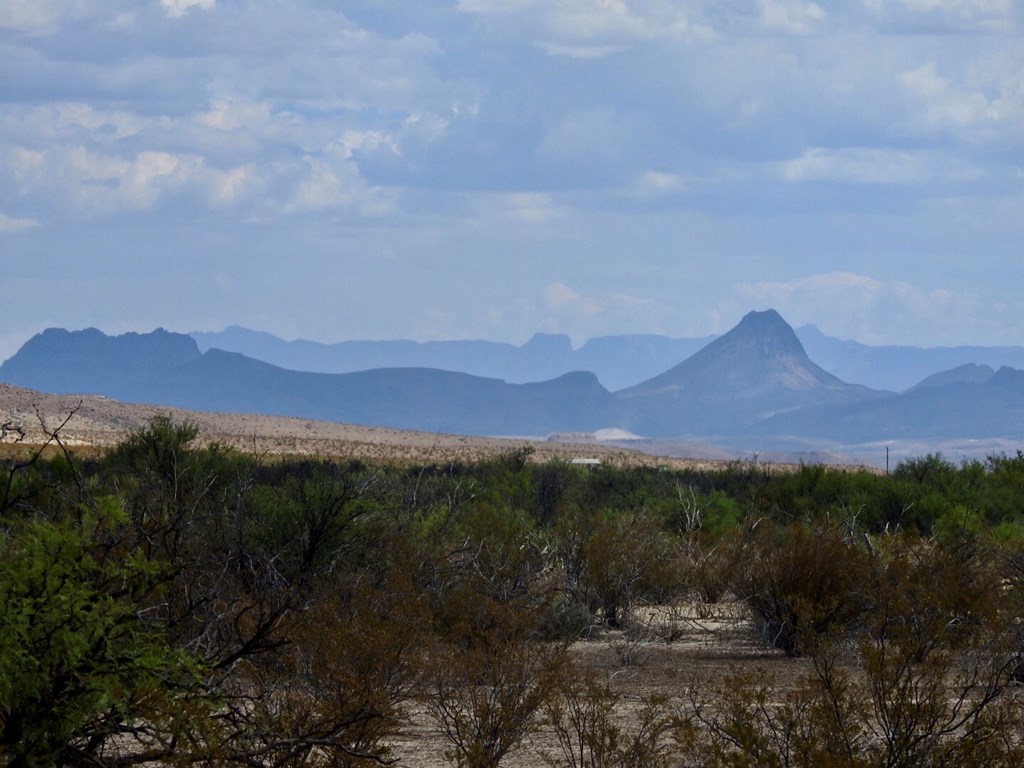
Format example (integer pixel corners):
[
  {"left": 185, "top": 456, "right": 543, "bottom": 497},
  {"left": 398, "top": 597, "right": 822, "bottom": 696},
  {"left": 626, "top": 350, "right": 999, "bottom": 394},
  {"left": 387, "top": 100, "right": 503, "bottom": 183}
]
[
  {"left": 795, "top": 325, "right": 1024, "bottom": 392},
  {"left": 6, "top": 311, "right": 1024, "bottom": 445},
  {"left": 1, "top": 327, "right": 202, "bottom": 396},
  {"left": 756, "top": 365, "right": 1024, "bottom": 442},
  {"left": 190, "top": 326, "right": 717, "bottom": 391},
  {"left": 907, "top": 363, "right": 996, "bottom": 392},
  {"left": 192, "top": 324, "right": 1024, "bottom": 393},
  {"left": 0, "top": 332, "right": 616, "bottom": 436}
]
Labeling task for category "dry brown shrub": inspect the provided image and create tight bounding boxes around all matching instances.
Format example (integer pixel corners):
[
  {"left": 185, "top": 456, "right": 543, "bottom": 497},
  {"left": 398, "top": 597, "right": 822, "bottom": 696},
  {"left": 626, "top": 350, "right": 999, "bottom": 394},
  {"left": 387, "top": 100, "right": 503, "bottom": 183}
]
[
  {"left": 215, "top": 575, "right": 428, "bottom": 767},
  {"left": 543, "top": 671, "right": 674, "bottom": 768},
  {"left": 730, "top": 523, "right": 871, "bottom": 656},
  {"left": 682, "top": 533, "right": 1024, "bottom": 768},
  {"left": 424, "top": 633, "right": 568, "bottom": 768}
]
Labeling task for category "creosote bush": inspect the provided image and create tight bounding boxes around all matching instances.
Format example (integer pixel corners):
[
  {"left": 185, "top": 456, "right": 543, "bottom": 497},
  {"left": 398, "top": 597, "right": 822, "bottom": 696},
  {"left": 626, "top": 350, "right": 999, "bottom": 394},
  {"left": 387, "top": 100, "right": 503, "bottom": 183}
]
[
  {"left": 5, "top": 417, "right": 1024, "bottom": 766},
  {"left": 543, "top": 672, "right": 673, "bottom": 768},
  {"left": 424, "top": 604, "right": 569, "bottom": 768},
  {"left": 730, "top": 523, "right": 871, "bottom": 656}
]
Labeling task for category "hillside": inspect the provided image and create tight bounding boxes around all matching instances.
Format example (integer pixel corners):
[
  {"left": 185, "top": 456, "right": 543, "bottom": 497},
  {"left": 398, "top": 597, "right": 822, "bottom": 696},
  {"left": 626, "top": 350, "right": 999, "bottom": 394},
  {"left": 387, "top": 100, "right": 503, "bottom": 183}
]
[
  {"left": 0, "top": 382, "right": 733, "bottom": 470},
  {"left": 0, "top": 329, "right": 618, "bottom": 437},
  {"left": 617, "top": 310, "right": 885, "bottom": 435},
  {"left": 192, "top": 323, "right": 1024, "bottom": 393},
  {"left": 756, "top": 365, "right": 1024, "bottom": 442},
  {"left": 796, "top": 325, "right": 1024, "bottom": 391},
  {"left": 7, "top": 311, "right": 1024, "bottom": 449},
  {"left": 191, "top": 326, "right": 713, "bottom": 391}
]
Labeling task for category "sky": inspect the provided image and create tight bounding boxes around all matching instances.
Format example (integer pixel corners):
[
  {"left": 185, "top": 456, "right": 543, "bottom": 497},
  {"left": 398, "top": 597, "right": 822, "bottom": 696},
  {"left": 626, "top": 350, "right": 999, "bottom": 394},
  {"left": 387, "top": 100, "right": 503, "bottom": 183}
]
[{"left": 1, "top": 0, "right": 1022, "bottom": 362}]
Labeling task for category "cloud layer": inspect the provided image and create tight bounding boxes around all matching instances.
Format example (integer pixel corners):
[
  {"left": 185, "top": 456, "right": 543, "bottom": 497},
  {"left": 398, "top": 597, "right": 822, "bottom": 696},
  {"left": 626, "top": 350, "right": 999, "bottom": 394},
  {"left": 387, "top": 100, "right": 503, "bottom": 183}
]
[{"left": 1, "top": 0, "right": 1021, "bottom": 359}]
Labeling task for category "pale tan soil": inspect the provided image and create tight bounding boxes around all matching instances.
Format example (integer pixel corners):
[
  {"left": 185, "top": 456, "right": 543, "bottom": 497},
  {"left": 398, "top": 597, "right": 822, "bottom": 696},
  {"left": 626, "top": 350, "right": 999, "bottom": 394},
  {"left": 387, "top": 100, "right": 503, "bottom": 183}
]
[
  {"left": 0, "top": 383, "right": 757, "bottom": 471},
  {"left": 0, "top": 383, "right": 820, "bottom": 766},
  {"left": 389, "top": 600, "right": 805, "bottom": 767}
]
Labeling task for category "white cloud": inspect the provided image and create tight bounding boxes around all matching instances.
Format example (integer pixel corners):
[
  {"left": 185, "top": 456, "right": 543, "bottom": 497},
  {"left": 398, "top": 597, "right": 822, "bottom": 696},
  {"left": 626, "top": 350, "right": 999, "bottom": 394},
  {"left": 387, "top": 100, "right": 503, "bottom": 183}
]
[
  {"left": 83, "top": 149, "right": 194, "bottom": 209},
  {"left": 286, "top": 145, "right": 393, "bottom": 216},
  {"left": 0, "top": 103, "right": 167, "bottom": 147},
  {"left": 54, "top": 103, "right": 148, "bottom": 140},
  {"left": 458, "top": 0, "right": 715, "bottom": 49},
  {"left": 734, "top": 272, "right": 984, "bottom": 345},
  {"left": 288, "top": 159, "right": 351, "bottom": 211},
  {"left": 458, "top": 0, "right": 540, "bottom": 11},
  {"left": 904, "top": 0, "right": 1008, "bottom": 8},
  {"left": 204, "top": 164, "right": 260, "bottom": 206},
  {"left": 483, "top": 286, "right": 680, "bottom": 348},
  {"left": 901, "top": 61, "right": 999, "bottom": 130},
  {"left": 537, "top": 42, "right": 629, "bottom": 58},
  {"left": 632, "top": 171, "right": 687, "bottom": 195},
  {"left": 0, "top": 212, "right": 40, "bottom": 233},
  {"left": 504, "top": 193, "right": 562, "bottom": 223},
  {"left": 161, "top": 0, "right": 216, "bottom": 19},
  {"left": 778, "top": 147, "right": 974, "bottom": 185},
  {"left": 861, "top": 0, "right": 1018, "bottom": 32},
  {"left": 891, "top": 0, "right": 1012, "bottom": 18},
  {"left": 334, "top": 130, "right": 402, "bottom": 161},
  {"left": 0, "top": 0, "right": 59, "bottom": 31},
  {"left": 198, "top": 98, "right": 272, "bottom": 132},
  {"left": 899, "top": 57, "right": 1024, "bottom": 142},
  {"left": 7, "top": 147, "right": 47, "bottom": 188},
  {"left": 758, "top": 0, "right": 826, "bottom": 35},
  {"left": 540, "top": 283, "right": 674, "bottom": 340},
  {"left": 5, "top": 144, "right": 258, "bottom": 213},
  {"left": 544, "top": 282, "right": 603, "bottom": 314}
]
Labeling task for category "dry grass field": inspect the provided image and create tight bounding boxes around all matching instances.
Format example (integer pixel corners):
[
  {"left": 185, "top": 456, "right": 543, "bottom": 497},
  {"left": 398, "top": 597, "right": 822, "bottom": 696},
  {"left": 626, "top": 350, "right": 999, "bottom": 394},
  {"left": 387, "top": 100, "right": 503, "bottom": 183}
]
[{"left": 0, "top": 382, "right": 738, "bottom": 471}]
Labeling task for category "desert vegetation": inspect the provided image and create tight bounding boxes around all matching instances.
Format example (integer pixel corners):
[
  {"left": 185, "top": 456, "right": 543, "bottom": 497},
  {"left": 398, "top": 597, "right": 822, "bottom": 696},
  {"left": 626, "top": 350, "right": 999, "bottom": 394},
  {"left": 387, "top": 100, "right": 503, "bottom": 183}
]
[{"left": 4, "top": 417, "right": 1024, "bottom": 766}]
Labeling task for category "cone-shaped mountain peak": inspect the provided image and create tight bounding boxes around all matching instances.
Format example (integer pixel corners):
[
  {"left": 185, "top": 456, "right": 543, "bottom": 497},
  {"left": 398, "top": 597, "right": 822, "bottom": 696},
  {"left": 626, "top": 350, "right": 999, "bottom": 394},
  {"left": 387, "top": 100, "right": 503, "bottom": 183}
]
[
  {"left": 621, "top": 309, "right": 844, "bottom": 397},
  {"left": 718, "top": 309, "right": 807, "bottom": 360},
  {"left": 615, "top": 309, "right": 883, "bottom": 435}
]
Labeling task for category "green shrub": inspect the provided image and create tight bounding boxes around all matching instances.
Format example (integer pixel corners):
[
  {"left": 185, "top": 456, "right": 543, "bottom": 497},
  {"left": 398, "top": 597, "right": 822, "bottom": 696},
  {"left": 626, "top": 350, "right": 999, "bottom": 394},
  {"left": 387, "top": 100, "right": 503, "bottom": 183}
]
[{"left": 731, "top": 523, "right": 870, "bottom": 656}]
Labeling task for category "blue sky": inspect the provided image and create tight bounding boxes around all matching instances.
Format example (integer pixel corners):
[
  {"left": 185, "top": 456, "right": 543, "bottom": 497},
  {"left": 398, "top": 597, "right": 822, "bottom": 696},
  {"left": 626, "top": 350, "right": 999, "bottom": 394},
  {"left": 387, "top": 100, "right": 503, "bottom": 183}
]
[{"left": 2, "top": 0, "right": 1022, "bottom": 362}]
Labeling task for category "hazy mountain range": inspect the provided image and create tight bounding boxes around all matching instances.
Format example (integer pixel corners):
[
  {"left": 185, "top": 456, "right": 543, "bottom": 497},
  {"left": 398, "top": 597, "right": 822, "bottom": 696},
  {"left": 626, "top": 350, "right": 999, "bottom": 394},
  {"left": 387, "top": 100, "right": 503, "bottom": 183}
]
[
  {"left": 5, "top": 311, "right": 1024, "bottom": 462},
  {"left": 190, "top": 326, "right": 713, "bottom": 392},
  {"left": 192, "top": 323, "right": 1024, "bottom": 393}
]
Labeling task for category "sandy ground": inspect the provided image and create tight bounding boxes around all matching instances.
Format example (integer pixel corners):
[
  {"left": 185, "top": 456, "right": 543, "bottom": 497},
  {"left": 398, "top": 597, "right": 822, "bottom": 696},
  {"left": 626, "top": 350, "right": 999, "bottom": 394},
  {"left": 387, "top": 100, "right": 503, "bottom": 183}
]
[
  {"left": 0, "top": 383, "right": 745, "bottom": 471},
  {"left": 0, "top": 383, "right": 823, "bottom": 765},
  {"left": 389, "top": 599, "right": 802, "bottom": 767}
]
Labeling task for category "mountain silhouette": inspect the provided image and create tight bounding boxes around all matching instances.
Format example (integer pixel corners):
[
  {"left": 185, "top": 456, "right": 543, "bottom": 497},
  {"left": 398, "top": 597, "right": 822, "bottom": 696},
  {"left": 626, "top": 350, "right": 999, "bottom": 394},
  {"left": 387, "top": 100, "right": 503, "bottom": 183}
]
[
  {"left": 756, "top": 365, "right": 1024, "bottom": 442},
  {"left": 191, "top": 326, "right": 713, "bottom": 391},
  {"left": 0, "top": 327, "right": 201, "bottom": 397},
  {"left": 0, "top": 328, "right": 616, "bottom": 436},
  {"left": 796, "top": 325, "right": 1024, "bottom": 391},
  {"left": 191, "top": 323, "right": 1024, "bottom": 394},
  {"left": 7, "top": 311, "right": 1024, "bottom": 444},
  {"left": 138, "top": 350, "right": 616, "bottom": 435},
  {"left": 617, "top": 310, "right": 884, "bottom": 435},
  {"left": 905, "top": 363, "right": 995, "bottom": 392}
]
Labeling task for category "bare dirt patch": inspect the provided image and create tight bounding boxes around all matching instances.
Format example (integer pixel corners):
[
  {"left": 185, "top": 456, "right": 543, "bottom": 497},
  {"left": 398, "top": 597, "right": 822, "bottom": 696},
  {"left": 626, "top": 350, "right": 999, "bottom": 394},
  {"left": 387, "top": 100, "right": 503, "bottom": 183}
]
[
  {"left": 0, "top": 384, "right": 834, "bottom": 767},
  {"left": 388, "top": 599, "right": 805, "bottom": 767}
]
